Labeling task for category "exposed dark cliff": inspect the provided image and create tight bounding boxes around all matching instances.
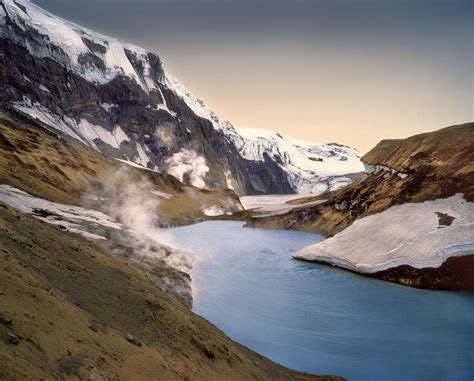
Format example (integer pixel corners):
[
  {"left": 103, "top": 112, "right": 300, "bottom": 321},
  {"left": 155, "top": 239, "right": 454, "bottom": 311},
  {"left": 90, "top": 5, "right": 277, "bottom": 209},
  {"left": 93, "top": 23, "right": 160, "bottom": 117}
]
[
  {"left": 0, "top": 0, "right": 363, "bottom": 195},
  {"left": 0, "top": 36, "right": 293, "bottom": 194}
]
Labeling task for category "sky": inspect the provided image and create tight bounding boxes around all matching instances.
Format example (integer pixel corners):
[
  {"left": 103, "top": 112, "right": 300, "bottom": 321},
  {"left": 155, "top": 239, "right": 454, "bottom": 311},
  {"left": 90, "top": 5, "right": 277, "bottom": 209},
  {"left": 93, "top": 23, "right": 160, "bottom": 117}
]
[{"left": 34, "top": 0, "right": 472, "bottom": 153}]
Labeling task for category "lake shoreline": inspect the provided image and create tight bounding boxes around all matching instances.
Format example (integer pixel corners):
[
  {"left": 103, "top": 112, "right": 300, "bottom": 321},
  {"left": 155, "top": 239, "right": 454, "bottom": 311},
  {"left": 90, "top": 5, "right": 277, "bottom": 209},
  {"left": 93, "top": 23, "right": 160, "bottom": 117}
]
[{"left": 166, "top": 221, "right": 474, "bottom": 381}]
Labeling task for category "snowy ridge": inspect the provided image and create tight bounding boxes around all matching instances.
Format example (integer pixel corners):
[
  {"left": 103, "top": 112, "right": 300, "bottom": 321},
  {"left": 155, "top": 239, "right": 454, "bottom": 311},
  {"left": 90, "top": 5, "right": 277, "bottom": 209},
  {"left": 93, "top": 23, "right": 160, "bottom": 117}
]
[
  {"left": 294, "top": 194, "right": 474, "bottom": 273},
  {"left": 233, "top": 127, "right": 361, "bottom": 176},
  {"left": 164, "top": 75, "right": 234, "bottom": 134},
  {"left": 0, "top": 0, "right": 161, "bottom": 92}
]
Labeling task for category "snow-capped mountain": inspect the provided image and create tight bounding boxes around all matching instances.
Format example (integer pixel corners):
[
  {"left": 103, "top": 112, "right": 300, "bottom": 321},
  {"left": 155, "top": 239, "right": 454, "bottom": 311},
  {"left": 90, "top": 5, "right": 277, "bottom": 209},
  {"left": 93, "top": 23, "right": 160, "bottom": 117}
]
[
  {"left": 0, "top": 0, "right": 363, "bottom": 195},
  {"left": 229, "top": 127, "right": 362, "bottom": 193}
]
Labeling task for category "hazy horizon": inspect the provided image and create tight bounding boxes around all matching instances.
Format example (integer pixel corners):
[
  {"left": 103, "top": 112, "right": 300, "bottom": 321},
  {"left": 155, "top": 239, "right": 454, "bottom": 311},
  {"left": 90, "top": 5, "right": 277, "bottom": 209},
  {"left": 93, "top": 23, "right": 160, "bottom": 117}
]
[{"left": 34, "top": 0, "right": 473, "bottom": 153}]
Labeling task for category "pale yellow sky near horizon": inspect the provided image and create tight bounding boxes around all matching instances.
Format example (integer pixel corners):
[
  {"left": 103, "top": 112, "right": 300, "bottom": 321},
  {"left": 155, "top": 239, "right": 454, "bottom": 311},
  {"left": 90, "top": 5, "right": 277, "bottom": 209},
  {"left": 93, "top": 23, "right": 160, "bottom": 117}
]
[{"left": 160, "top": 38, "right": 472, "bottom": 154}]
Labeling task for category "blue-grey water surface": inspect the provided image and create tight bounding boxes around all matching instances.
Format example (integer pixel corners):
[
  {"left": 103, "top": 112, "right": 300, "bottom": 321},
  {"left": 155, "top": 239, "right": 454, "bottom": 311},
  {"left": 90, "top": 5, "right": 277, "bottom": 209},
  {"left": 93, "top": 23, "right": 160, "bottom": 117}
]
[{"left": 166, "top": 221, "right": 474, "bottom": 381}]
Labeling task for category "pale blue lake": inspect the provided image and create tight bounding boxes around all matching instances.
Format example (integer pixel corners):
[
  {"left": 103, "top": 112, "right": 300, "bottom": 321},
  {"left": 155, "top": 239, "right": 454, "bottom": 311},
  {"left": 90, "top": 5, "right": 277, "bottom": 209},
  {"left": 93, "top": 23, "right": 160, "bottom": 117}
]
[{"left": 166, "top": 221, "right": 474, "bottom": 381}]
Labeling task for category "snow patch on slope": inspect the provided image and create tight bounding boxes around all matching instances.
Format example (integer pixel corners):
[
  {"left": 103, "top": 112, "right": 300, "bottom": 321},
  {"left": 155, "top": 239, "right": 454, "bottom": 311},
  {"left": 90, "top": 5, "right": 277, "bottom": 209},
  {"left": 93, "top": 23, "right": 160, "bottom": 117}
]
[
  {"left": 12, "top": 97, "right": 87, "bottom": 144},
  {"left": 202, "top": 206, "right": 225, "bottom": 216},
  {"left": 77, "top": 119, "right": 129, "bottom": 150},
  {"left": 150, "top": 190, "right": 174, "bottom": 199},
  {"left": 135, "top": 143, "right": 151, "bottom": 167},
  {"left": 294, "top": 195, "right": 474, "bottom": 273},
  {"left": 115, "top": 159, "right": 156, "bottom": 172},
  {"left": 0, "top": 184, "right": 122, "bottom": 239},
  {"left": 12, "top": 97, "right": 131, "bottom": 151},
  {"left": 364, "top": 164, "right": 410, "bottom": 180},
  {"left": 225, "top": 171, "right": 235, "bottom": 190},
  {"left": 100, "top": 103, "right": 117, "bottom": 112}
]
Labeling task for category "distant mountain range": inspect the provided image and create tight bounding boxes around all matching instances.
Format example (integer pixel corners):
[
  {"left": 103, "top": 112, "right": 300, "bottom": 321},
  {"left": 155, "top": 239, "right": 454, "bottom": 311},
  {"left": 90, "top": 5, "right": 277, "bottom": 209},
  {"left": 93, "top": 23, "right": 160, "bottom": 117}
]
[{"left": 0, "top": 0, "right": 363, "bottom": 195}]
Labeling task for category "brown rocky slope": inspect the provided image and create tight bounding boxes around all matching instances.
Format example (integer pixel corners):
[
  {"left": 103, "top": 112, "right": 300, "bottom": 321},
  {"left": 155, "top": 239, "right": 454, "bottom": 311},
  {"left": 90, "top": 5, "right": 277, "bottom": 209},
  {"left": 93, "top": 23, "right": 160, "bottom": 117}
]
[
  {"left": 0, "top": 109, "right": 343, "bottom": 379},
  {"left": 0, "top": 110, "right": 242, "bottom": 226},
  {"left": 0, "top": 202, "right": 342, "bottom": 380}
]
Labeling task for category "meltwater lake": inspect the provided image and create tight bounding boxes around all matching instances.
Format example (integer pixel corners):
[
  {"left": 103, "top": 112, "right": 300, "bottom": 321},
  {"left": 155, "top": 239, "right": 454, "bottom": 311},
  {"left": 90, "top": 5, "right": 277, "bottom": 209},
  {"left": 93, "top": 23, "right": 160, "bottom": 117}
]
[{"left": 166, "top": 221, "right": 474, "bottom": 381}]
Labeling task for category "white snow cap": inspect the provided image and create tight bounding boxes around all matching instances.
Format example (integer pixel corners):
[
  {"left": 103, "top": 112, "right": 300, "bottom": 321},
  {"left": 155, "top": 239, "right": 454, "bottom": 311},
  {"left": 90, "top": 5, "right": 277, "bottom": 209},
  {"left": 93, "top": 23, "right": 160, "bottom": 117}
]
[
  {"left": 230, "top": 127, "right": 364, "bottom": 194},
  {"left": 1, "top": 0, "right": 161, "bottom": 92}
]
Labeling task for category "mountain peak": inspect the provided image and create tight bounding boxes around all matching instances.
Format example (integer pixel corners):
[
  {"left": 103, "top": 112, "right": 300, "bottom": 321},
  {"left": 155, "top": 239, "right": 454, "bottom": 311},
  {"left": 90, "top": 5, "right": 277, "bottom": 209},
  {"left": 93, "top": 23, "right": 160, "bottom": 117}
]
[
  {"left": 1, "top": 0, "right": 166, "bottom": 92},
  {"left": 0, "top": 0, "right": 363, "bottom": 195}
]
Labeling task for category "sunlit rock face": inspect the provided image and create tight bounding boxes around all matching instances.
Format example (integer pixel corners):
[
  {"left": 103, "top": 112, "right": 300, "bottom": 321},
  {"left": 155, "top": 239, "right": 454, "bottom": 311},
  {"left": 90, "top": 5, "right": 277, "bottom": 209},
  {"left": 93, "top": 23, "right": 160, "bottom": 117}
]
[{"left": 0, "top": 0, "right": 362, "bottom": 195}]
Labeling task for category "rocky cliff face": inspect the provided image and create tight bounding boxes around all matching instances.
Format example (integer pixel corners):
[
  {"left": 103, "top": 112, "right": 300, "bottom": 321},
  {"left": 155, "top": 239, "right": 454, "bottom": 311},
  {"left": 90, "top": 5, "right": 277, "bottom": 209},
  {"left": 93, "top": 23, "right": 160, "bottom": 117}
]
[{"left": 0, "top": 0, "right": 362, "bottom": 195}]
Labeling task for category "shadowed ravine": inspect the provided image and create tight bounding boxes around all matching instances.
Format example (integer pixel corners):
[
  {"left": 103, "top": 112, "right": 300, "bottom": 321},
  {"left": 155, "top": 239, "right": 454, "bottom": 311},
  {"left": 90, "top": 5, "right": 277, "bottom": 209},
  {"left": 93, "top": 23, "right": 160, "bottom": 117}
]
[{"left": 165, "top": 221, "right": 474, "bottom": 381}]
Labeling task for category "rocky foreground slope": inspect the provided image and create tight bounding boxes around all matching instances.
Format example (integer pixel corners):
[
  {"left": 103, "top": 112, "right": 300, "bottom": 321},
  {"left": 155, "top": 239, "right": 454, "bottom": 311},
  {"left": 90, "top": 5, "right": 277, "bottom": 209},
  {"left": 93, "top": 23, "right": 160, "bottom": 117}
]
[
  {"left": 0, "top": 202, "right": 341, "bottom": 381},
  {"left": 0, "top": 0, "right": 362, "bottom": 195},
  {"left": 248, "top": 123, "right": 474, "bottom": 290}
]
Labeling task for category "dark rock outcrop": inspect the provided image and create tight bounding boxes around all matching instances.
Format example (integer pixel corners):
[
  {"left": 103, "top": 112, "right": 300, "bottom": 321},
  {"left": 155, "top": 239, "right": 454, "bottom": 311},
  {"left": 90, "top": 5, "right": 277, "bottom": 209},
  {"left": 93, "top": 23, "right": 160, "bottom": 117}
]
[
  {"left": 370, "top": 255, "right": 474, "bottom": 291},
  {"left": 0, "top": 2, "right": 296, "bottom": 195}
]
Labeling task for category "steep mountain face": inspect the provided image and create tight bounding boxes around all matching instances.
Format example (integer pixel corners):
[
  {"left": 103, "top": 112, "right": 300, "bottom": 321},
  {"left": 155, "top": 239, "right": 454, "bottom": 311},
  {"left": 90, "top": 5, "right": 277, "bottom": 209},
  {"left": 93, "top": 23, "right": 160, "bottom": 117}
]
[
  {"left": 0, "top": 0, "right": 362, "bottom": 195},
  {"left": 247, "top": 123, "right": 474, "bottom": 290},
  {"left": 0, "top": 71, "right": 344, "bottom": 379}
]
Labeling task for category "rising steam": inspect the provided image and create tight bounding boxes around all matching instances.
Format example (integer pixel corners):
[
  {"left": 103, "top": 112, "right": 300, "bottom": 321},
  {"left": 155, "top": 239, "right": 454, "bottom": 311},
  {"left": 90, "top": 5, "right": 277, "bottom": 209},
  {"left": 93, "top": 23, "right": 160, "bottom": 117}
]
[
  {"left": 165, "top": 149, "right": 209, "bottom": 189},
  {"left": 101, "top": 168, "right": 195, "bottom": 274}
]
